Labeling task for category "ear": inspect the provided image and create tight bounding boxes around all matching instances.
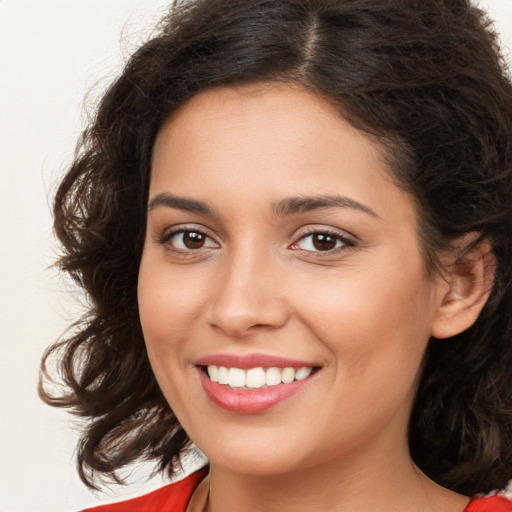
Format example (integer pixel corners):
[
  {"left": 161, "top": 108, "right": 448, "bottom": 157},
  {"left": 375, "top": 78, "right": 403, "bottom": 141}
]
[{"left": 430, "top": 235, "right": 496, "bottom": 339}]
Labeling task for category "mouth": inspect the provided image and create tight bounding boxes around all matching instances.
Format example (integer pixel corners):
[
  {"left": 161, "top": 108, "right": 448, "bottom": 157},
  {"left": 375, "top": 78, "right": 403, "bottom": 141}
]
[
  {"left": 203, "top": 365, "right": 314, "bottom": 389},
  {"left": 195, "top": 356, "right": 320, "bottom": 414}
]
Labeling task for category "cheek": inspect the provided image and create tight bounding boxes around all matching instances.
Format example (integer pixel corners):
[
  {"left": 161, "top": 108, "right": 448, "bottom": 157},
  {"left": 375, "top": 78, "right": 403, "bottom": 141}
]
[
  {"left": 296, "top": 271, "right": 432, "bottom": 436},
  {"left": 290, "top": 254, "right": 434, "bottom": 383},
  {"left": 294, "top": 264, "right": 432, "bottom": 340},
  {"left": 137, "top": 252, "right": 217, "bottom": 413},
  {"left": 138, "top": 253, "right": 208, "bottom": 345},
  {"left": 137, "top": 266, "right": 192, "bottom": 411},
  {"left": 138, "top": 280, "right": 179, "bottom": 348},
  {"left": 138, "top": 259, "right": 186, "bottom": 375}
]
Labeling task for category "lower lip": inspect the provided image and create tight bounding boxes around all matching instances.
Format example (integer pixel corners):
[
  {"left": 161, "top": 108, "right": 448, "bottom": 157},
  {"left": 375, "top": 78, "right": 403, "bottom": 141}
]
[{"left": 198, "top": 370, "right": 313, "bottom": 414}]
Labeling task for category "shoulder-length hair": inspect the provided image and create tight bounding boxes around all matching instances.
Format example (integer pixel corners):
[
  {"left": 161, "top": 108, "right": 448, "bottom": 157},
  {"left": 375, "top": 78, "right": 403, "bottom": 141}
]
[{"left": 40, "top": 0, "right": 512, "bottom": 494}]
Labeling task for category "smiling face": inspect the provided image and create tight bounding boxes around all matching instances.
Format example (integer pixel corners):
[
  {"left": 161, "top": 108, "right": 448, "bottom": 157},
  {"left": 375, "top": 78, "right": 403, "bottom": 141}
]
[{"left": 138, "top": 83, "right": 446, "bottom": 477}]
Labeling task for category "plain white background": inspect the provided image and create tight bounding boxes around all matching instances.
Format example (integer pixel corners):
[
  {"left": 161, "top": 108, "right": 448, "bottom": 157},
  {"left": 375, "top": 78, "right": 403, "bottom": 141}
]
[{"left": 0, "top": 1, "right": 511, "bottom": 511}]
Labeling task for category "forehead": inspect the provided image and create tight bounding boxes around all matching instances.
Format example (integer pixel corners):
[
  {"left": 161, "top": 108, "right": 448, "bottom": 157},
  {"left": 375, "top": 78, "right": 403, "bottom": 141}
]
[{"left": 150, "top": 83, "right": 415, "bottom": 227}]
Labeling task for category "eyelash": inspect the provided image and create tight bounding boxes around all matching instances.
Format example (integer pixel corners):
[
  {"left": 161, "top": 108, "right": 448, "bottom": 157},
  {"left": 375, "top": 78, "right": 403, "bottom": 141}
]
[
  {"left": 157, "top": 227, "right": 218, "bottom": 252},
  {"left": 157, "top": 227, "right": 356, "bottom": 255},
  {"left": 290, "top": 229, "right": 356, "bottom": 255}
]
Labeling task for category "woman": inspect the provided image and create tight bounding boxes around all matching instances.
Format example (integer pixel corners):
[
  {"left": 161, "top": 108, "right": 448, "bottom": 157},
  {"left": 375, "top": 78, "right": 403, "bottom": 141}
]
[{"left": 40, "top": 0, "right": 512, "bottom": 511}]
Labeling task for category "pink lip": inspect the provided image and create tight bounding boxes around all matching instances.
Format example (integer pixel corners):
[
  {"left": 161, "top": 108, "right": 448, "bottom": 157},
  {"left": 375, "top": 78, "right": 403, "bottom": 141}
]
[
  {"left": 198, "top": 370, "right": 314, "bottom": 414},
  {"left": 196, "top": 353, "right": 316, "bottom": 369}
]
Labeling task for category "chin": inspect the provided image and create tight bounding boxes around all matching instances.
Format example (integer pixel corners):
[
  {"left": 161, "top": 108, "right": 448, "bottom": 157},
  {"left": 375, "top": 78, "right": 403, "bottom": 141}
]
[
  {"left": 192, "top": 429, "right": 312, "bottom": 476},
  {"left": 209, "top": 452, "right": 309, "bottom": 477}
]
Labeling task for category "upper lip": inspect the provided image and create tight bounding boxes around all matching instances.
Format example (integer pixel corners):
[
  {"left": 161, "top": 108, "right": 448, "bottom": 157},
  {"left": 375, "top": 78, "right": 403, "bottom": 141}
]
[{"left": 195, "top": 353, "right": 318, "bottom": 369}]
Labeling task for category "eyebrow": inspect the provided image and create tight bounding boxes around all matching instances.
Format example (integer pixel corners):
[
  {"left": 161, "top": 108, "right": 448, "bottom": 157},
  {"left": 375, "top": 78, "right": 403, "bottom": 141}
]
[
  {"left": 147, "top": 192, "right": 379, "bottom": 219},
  {"left": 272, "top": 195, "right": 379, "bottom": 218},
  {"left": 148, "top": 193, "right": 216, "bottom": 216}
]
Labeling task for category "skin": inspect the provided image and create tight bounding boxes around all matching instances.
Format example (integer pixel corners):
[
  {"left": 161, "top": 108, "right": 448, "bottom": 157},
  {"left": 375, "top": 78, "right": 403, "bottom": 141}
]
[{"left": 138, "top": 83, "right": 477, "bottom": 512}]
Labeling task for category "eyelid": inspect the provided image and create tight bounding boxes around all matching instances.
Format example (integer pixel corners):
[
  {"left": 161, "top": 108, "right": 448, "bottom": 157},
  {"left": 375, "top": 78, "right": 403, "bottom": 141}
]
[
  {"left": 289, "top": 226, "right": 357, "bottom": 253},
  {"left": 155, "top": 223, "right": 356, "bottom": 255},
  {"left": 157, "top": 224, "right": 220, "bottom": 250}
]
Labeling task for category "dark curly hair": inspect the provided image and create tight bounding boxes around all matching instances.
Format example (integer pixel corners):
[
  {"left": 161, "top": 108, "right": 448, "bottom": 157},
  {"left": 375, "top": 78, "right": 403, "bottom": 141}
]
[{"left": 40, "top": 0, "right": 512, "bottom": 495}]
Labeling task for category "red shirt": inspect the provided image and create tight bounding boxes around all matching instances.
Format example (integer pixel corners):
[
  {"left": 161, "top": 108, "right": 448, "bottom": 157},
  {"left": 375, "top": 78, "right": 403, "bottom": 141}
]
[
  {"left": 82, "top": 470, "right": 512, "bottom": 512},
  {"left": 81, "top": 469, "right": 207, "bottom": 512},
  {"left": 465, "top": 495, "right": 512, "bottom": 512}
]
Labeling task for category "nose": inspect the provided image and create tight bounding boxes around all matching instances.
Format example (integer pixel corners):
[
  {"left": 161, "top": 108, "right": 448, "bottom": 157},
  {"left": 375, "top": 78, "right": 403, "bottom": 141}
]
[{"left": 207, "top": 249, "right": 289, "bottom": 338}]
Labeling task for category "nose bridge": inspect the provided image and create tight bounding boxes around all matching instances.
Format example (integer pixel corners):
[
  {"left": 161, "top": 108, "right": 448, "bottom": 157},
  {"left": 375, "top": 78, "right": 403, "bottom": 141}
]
[{"left": 208, "top": 240, "right": 288, "bottom": 336}]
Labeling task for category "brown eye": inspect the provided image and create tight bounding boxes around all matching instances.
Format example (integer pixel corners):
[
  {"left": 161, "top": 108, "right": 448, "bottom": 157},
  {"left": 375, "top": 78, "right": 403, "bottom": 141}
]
[
  {"left": 164, "top": 230, "right": 218, "bottom": 251},
  {"left": 182, "top": 231, "right": 206, "bottom": 249},
  {"left": 311, "top": 233, "right": 337, "bottom": 251},
  {"left": 294, "top": 231, "right": 349, "bottom": 253}
]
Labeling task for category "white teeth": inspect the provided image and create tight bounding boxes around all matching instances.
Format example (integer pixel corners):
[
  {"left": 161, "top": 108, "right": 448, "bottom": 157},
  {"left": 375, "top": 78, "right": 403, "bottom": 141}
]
[
  {"left": 217, "top": 366, "right": 229, "bottom": 385},
  {"left": 295, "top": 367, "right": 312, "bottom": 381},
  {"left": 281, "top": 367, "right": 295, "bottom": 384},
  {"left": 246, "top": 367, "right": 266, "bottom": 388},
  {"left": 228, "top": 367, "right": 246, "bottom": 388},
  {"left": 205, "top": 365, "right": 314, "bottom": 389},
  {"left": 265, "top": 367, "right": 281, "bottom": 386},
  {"left": 207, "top": 365, "right": 219, "bottom": 383}
]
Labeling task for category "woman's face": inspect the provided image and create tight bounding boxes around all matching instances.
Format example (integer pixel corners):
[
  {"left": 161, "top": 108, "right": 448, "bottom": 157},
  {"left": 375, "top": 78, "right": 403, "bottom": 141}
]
[{"left": 138, "top": 83, "right": 446, "bottom": 476}]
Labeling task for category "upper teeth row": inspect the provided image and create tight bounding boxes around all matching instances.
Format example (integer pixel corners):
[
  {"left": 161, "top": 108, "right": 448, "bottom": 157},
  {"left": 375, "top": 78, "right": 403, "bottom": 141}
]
[{"left": 207, "top": 365, "right": 312, "bottom": 389}]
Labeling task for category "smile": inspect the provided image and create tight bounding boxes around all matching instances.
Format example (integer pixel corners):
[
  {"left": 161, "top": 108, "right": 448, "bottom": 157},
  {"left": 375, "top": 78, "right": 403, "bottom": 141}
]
[
  {"left": 197, "top": 361, "right": 318, "bottom": 414},
  {"left": 206, "top": 365, "right": 313, "bottom": 389},
  {"left": 195, "top": 354, "right": 319, "bottom": 413}
]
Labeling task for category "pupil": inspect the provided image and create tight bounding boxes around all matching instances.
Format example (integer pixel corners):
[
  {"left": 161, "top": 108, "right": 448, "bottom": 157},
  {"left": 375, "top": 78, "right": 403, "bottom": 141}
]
[
  {"left": 313, "top": 233, "right": 336, "bottom": 251},
  {"left": 184, "top": 232, "right": 205, "bottom": 249}
]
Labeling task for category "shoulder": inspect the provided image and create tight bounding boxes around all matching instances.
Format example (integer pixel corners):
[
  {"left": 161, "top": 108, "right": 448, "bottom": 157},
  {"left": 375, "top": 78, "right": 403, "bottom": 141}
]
[{"left": 81, "top": 468, "right": 208, "bottom": 512}]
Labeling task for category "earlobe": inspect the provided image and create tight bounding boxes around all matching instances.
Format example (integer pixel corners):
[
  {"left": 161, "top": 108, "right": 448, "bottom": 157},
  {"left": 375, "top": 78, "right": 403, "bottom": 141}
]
[{"left": 430, "top": 236, "right": 496, "bottom": 340}]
